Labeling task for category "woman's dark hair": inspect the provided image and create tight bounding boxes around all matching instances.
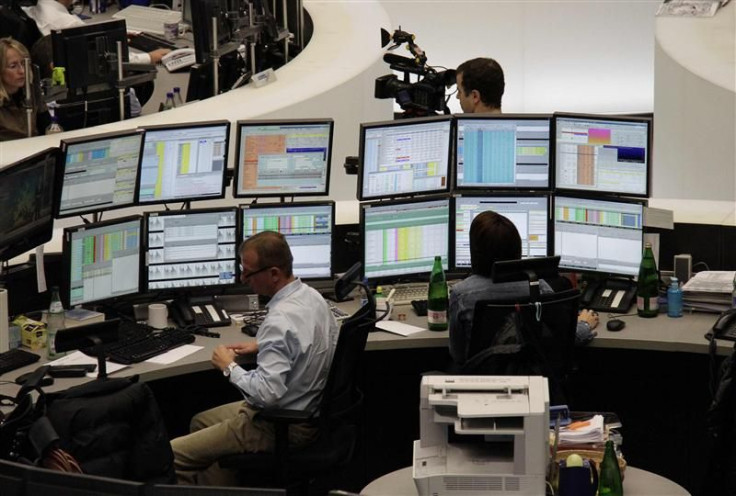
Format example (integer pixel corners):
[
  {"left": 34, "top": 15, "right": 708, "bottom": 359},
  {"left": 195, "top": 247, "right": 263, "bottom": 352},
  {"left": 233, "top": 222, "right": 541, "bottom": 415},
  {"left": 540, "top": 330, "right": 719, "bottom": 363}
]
[{"left": 469, "top": 210, "right": 522, "bottom": 277}]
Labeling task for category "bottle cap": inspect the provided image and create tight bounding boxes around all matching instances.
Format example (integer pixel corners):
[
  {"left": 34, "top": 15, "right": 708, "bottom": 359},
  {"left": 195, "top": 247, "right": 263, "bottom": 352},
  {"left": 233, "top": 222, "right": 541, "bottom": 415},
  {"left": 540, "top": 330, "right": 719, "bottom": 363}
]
[
  {"left": 376, "top": 286, "right": 383, "bottom": 295},
  {"left": 644, "top": 242, "right": 652, "bottom": 248},
  {"left": 166, "top": 92, "right": 174, "bottom": 97},
  {"left": 174, "top": 87, "right": 181, "bottom": 92}
]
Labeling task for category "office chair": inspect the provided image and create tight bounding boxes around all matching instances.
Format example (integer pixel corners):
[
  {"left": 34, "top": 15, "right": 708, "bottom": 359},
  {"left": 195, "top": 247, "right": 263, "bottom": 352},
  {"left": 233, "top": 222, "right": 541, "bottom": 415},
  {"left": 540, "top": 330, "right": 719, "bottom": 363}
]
[{"left": 219, "top": 280, "right": 375, "bottom": 495}]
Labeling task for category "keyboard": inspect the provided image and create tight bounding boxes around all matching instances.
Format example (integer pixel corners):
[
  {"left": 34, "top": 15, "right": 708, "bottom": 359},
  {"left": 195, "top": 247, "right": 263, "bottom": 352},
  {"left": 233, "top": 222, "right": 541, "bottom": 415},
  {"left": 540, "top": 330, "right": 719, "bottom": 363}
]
[
  {"left": 113, "top": 5, "right": 182, "bottom": 36},
  {"left": 388, "top": 284, "right": 428, "bottom": 306},
  {"left": 128, "top": 32, "right": 178, "bottom": 52},
  {"left": 329, "top": 305, "right": 351, "bottom": 322},
  {"left": 104, "top": 328, "right": 195, "bottom": 364},
  {"left": 0, "top": 348, "right": 41, "bottom": 376}
]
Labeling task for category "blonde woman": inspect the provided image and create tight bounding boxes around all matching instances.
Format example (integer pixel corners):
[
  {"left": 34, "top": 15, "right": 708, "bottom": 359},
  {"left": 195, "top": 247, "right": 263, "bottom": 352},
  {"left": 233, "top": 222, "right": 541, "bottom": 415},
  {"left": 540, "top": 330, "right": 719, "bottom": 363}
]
[{"left": 0, "top": 37, "right": 49, "bottom": 141}]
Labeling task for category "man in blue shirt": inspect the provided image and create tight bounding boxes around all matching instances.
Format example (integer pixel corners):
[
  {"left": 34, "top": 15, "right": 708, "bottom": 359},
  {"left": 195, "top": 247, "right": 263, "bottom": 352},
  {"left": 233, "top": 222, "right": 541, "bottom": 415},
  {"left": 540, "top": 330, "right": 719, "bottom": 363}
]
[{"left": 171, "top": 231, "right": 339, "bottom": 486}]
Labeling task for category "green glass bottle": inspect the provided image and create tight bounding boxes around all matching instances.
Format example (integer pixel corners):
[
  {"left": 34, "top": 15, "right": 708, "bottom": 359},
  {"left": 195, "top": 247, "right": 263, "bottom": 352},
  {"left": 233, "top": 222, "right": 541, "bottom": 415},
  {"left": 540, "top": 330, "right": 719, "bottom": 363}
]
[
  {"left": 636, "top": 242, "right": 659, "bottom": 318},
  {"left": 427, "top": 256, "right": 448, "bottom": 331},
  {"left": 598, "top": 440, "right": 623, "bottom": 496}
]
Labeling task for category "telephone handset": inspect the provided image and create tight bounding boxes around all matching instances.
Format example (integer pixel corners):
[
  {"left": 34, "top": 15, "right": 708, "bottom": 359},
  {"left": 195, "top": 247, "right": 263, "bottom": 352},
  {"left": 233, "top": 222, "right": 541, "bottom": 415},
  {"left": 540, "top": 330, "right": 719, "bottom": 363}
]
[
  {"left": 161, "top": 48, "right": 196, "bottom": 72},
  {"left": 168, "top": 299, "right": 231, "bottom": 328},
  {"left": 710, "top": 308, "right": 736, "bottom": 341}
]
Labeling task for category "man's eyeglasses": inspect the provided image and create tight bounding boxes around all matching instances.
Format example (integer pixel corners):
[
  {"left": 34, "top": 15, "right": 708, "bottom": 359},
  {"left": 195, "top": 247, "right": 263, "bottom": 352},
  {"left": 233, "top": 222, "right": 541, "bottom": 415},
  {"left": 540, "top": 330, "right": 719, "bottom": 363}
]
[{"left": 240, "top": 265, "right": 270, "bottom": 280}]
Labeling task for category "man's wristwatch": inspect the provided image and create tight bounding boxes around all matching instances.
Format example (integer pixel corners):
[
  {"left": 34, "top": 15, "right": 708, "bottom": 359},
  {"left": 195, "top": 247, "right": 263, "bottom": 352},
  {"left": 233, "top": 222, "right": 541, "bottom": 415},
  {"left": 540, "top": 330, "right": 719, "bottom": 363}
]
[{"left": 222, "top": 362, "right": 237, "bottom": 377}]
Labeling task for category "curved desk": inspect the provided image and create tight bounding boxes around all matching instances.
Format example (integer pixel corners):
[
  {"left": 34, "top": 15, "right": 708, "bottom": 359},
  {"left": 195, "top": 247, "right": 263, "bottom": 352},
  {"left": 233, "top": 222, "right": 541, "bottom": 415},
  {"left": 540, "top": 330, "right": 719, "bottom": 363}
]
[{"left": 360, "top": 466, "right": 690, "bottom": 496}]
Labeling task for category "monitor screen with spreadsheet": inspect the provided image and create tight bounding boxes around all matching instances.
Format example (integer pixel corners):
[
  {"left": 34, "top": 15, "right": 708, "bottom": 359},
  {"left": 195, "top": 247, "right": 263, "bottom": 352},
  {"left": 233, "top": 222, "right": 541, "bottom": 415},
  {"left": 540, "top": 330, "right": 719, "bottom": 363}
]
[
  {"left": 361, "top": 197, "right": 450, "bottom": 282},
  {"left": 62, "top": 216, "right": 143, "bottom": 307},
  {"left": 553, "top": 195, "right": 644, "bottom": 277},
  {"left": 55, "top": 130, "right": 144, "bottom": 219},
  {"left": 144, "top": 208, "right": 237, "bottom": 291},
  {"left": 137, "top": 121, "right": 230, "bottom": 205},
  {"left": 358, "top": 116, "right": 452, "bottom": 201},
  {"left": 239, "top": 202, "right": 334, "bottom": 279},
  {"left": 553, "top": 113, "right": 651, "bottom": 197},
  {"left": 454, "top": 194, "right": 550, "bottom": 270},
  {"left": 234, "top": 119, "right": 334, "bottom": 198},
  {"left": 455, "top": 114, "right": 551, "bottom": 191}
]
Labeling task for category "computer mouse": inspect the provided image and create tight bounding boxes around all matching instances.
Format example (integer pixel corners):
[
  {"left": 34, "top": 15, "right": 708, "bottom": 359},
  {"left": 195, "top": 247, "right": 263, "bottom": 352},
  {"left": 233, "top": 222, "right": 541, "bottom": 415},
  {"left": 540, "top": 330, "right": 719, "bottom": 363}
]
[
  {"left": 241, "top": 324, "right": 259, "bottom": 337},
  {"left": 606, "top": 319, "right": 626, "bottom": 332}
]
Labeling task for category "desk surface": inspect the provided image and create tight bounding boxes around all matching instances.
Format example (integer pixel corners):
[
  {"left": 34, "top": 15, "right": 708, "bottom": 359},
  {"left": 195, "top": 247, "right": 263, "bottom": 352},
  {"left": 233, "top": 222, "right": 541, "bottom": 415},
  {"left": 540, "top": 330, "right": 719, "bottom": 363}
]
[{"left": 361, "top": 466, "right": 690, "bottom": 496}]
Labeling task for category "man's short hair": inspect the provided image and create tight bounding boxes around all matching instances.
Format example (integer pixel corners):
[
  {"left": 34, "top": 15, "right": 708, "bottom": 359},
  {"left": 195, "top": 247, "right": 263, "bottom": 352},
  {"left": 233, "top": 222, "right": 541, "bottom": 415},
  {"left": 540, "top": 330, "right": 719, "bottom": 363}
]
[
  {"left": 240, "top": 231, "right": 293, "bottom": 277},
  {"left": 469, "top": 211, "right": 521, "bottom": 277},
  {"left": 457, "top": 57, "right": 505, "bottom": 110}
]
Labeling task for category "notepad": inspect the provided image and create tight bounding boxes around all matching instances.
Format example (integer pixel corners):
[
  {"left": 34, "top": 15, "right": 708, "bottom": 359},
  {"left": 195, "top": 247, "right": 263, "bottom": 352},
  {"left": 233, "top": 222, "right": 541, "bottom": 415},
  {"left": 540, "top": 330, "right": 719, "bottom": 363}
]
[{"left": 375, "top": 321, "right": 425, "bottom": 337}]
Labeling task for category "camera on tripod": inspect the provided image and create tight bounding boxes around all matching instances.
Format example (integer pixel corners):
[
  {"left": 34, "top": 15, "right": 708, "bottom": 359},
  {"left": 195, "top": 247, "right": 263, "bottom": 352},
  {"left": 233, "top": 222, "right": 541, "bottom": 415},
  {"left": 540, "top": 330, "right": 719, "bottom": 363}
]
[{"left": 374, "top": 28, "right": 455, "bottom": 117}]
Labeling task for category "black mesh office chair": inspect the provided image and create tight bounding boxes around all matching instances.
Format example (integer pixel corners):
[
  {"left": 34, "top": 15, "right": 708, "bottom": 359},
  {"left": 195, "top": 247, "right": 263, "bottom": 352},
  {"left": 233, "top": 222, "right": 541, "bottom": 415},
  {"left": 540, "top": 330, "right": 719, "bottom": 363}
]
[{"left": 219, "top": 267, "right": 375, "bottom": 495}]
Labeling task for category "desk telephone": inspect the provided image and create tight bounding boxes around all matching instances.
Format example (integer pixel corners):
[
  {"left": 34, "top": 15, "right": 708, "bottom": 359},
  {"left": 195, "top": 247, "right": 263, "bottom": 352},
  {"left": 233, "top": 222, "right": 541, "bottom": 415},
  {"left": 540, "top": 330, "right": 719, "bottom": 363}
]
[
  {"left": 169, "top": 298, "right": 231, "bottom": 328},
  {"left": 710, "top": 308, "right": 736, "bottom": 341},
  {"left": 161, "top": 48, "right": 195, "bottom": 72},
  {"left": 580, "top": 279, "right": 636, "bottom": 313}
]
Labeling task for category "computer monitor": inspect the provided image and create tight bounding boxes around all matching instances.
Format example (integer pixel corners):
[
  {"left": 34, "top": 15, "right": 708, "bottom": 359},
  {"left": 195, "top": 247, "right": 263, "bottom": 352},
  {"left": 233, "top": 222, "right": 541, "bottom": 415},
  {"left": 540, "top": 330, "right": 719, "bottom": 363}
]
[
  {"left": 0, "top": 147, "right": 58, "bottom": 262},
  {"left": 361, "top": 196, "right": 450, "bottom": 283},
  {"left": 62, "top": 216, "right": 143, "bottom": 308},
  {"left": 144, "top": 207, "right": 237, "bottom": 291},
  {"left": 553, "top": 195, "right": 644, "bottom": 277},
  {"left": 454, "top": 194, "right": 550, "bottom": 270},
  {"left": 358, "top": 116, "right": 452, "bottom": 201},
  {"left": 553, "top": 113, "right": 651, "bottom": 197},
  {"left": 55, "top": 129, "right": 145, "bottom": 219},
  {"left": 454, "top": 114, "right": 551, "bottom": 191},
  {"left": 233, "top": 119, "right": 334, "bottom": 198},
  {"left": 239, "top": 201, "right": 334, "bottom": 279},
  {"left": 50, "top": 19, "right": 129, "bottom": 91},
  {"left": 137, "top": 120, "right": 230, "bottom": 205}
]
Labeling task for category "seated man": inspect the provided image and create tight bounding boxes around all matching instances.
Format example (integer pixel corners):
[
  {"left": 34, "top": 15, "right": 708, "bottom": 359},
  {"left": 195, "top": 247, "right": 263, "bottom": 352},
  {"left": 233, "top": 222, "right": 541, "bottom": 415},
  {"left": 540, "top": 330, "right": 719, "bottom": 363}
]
[
  {"left": 449, "top": 211, "right": 599, "bottom": 368},
  {"left": 171, "top": 231, "right": 340, "bottom": 486}
]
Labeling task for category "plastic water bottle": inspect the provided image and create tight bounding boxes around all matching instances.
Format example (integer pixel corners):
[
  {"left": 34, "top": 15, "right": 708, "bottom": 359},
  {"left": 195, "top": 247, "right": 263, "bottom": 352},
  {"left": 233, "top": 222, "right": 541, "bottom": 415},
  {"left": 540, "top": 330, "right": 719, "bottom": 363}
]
[
  {"left": 47, "top": 286, "right": 65, "bottom": 359},
  {"left": 173, "top": 87, "right": 184, "bottom": 107},
  {"left": 162, "top": 92, "right": 175, "bottom": 111},
  {"left": 667, "top": 277, "right": 683, "bottom": 318},
  {"left": 45, "top": 114, "right": 63, "bottom": 135}
]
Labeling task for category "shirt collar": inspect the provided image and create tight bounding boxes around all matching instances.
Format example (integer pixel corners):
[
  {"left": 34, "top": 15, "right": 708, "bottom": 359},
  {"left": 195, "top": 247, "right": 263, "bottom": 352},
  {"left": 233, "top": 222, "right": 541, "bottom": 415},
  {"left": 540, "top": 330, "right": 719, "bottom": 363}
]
[{"left": 266, "top": 278, "right": 302, "bottom": 309}]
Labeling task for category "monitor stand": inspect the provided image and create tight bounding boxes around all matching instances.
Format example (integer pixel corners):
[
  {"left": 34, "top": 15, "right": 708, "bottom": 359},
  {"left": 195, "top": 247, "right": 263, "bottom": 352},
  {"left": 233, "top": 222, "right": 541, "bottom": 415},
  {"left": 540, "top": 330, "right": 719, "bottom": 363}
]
[{"left": 581, "top": 277, "right": 637, "bottom": 314}]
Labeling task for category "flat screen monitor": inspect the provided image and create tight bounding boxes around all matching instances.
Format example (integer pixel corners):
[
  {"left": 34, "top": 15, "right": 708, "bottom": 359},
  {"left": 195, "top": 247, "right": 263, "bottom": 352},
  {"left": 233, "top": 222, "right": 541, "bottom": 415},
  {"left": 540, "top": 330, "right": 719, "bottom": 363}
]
[
  {"left": 145, "top": 207, "right": 237, "bottom": 291},
  {"left": 553, "top": 195, "right": 644, "bottom": 277},
  {"left": 137, "top": 120, "right": 230, "bottom": 205},
  {"left": 239, "top": 201, "right": 334, "bottom": 279},
  {"left": 0, "top": 148, "right": 58, "bottom": 262},
  {"left": 62, "top": 216, "right": 142, "bottom": 308},
  {"left": 358, "top": 116, "right": 452, "bottom": 201},
  {"left": 234, "top": 119, "right": 334, "bottom": 198},
  {"left": 553, "top": 113, "right": 651, "bottom": 197},
  {"left": 361, "top": 197, "right": 450, "bottom": 282},
  {"left": 55, "top": 129, "right": 144, "bottom": 219},
  {"left": 454, "top": 194, "right": 550, "bottom": 270},
  {"left": 455, "top": 114, "right": 551, "bottom": 191}
]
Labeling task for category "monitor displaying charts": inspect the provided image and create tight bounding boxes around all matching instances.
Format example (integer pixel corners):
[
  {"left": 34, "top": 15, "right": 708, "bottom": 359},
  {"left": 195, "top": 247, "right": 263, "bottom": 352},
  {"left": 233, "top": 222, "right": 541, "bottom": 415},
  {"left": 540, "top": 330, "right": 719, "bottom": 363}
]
[
  {"left": 455, "top": 114, "right": 551, "bottom": 190},
  {"left": 240, "top": 202, "right": 334, "bottom": 279},
  {"left": 63, "top": 216, "right": 142, "bottom": 307},
  {"left": 145, "top": 208, "right": 237, "bottom": 291},
  {"left": 553, "top": 195, "right": 644, "bottom": 277},
  {"left": 137, "top": 120, "right": 230, "bottom": 205},
  {"left": 553, "top": 113, "right": 651, "bottom": 197},
  {"left": 454, "top": 194, "right": 550, "bottom": 269},
  {"left": 358, "top": 116, "right": 452, "bottom": 201},
  {"left": 234, "top": 119, "right": 334, "bottom": 197},
  {"left": 361, "top": 197, "right": 450, "bottom": 282},
  {"left": 56, "top": 130, "right": 144, "bottom": 218}
]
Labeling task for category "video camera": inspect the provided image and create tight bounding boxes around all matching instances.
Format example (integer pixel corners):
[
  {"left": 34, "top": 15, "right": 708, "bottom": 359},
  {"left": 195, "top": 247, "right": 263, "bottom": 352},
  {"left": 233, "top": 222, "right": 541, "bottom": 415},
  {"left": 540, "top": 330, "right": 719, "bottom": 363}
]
[{"left": 375, "top": 28, "right": 455, "bottom": 117}]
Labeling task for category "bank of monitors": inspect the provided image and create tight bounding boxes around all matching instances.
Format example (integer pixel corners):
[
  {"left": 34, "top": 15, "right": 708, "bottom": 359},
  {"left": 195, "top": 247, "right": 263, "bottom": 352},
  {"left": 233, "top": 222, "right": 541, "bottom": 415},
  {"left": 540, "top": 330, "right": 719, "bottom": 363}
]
[
  {"left": 138, "top": 121, "right": 230, "bottom": 205},
  {"left": 240, "top": 202, "right": 334, "bottom": 279},
  {"left": 55, "top": 130, "right": 144, "bottom": 218},
  {"left": 454, "top": 194, "right": 550, "bottom": 270},
  {"left": 62, "top": 216, "right": 143, "bottom": 307},
  {"left": 358, "top": 116, "right": 452, "bottom": 201},
  {"left": 455, "top": 114, "right": 551, "bottom": 191},
  {"left": 553, "top": 195, "right": 644, "bottom": 277},
  {"left": 234, "top": 119, "right": 334, "bottom": 198},
  {"left": 361, "top": 197, "right": 450, "bottom": 282},
  {"left": 145, "top": 208, "right": 237, "bottom": 291},
  {"left": 0, "top": 148, "right": 58, "bottom": 261},
  {"left": 553, "top": 113, "right": 651, "bottom": 197}
]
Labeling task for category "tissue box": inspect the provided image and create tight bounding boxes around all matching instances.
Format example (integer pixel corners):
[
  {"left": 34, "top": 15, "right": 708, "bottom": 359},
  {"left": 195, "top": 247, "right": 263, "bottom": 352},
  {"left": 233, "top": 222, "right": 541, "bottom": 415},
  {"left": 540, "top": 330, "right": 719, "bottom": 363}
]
[{"left": 13, "top": 315, "right": 47, "bottom": 351}]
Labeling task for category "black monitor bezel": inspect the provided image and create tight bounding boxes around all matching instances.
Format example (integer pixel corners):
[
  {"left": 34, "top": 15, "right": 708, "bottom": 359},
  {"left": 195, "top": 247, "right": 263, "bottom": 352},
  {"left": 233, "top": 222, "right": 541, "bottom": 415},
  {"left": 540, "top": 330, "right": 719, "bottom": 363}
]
[
  {"left": 61, "top": 215, "right": 144, "bottom": 309},
  {"left": 143, "top": 206, "right": 239, "bottom": 295},
  {"left": 551, "top": 112, "right": 652, "bottom": 198},
  {"left": 453, "top": 113, "right": 553, "bottom": 192},
  {"left": 0, "top": 147, "right": 59, "bottom": 262},
  {"left": 136, "top": 120, "right": 231, "bottom": 206},
  {"left": 452, "top": 192, "right": 552, "bottom": 272},
  {"left": 357, "top": 115, "right": 454, "bottom": 202},
  {"left": 233, "top": 118, "right": 335, "bottom": 199},
  {"left": 551, "top": 193, "right": 648, "bottom": 278},
  {"left": 54, "top": 128, "right": 145, "bottom": 219},
  {"left": 360, "top": 194, "right": 453, "bottom": 285},
  {"left": 237, "top": 200, "right": 336, "bottom": 281}
]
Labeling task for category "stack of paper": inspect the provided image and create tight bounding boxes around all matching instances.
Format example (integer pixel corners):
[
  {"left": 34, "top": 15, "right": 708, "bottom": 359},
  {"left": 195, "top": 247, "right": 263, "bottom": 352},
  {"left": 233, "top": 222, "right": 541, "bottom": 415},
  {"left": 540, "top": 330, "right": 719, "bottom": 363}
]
[
  {"left": 558, "top": 414, "right": 605, "bottom": 446},
  {"left": 681, "top": 271, "right": 735, "bottom": 312}
]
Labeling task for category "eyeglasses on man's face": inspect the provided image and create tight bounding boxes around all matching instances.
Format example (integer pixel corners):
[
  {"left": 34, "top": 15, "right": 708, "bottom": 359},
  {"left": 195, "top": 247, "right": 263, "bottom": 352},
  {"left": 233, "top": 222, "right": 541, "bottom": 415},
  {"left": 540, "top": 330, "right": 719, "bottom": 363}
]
[{"left": 239, "top": 264, "right": 270, "bottom": 280}]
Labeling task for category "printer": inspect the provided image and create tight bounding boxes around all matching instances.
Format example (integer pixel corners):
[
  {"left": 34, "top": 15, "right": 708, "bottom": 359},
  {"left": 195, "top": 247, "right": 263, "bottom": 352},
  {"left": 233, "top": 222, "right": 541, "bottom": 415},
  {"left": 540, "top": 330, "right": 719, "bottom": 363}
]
[{"left": 413, "top": 375, "right": 549, "bottom": 496}]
